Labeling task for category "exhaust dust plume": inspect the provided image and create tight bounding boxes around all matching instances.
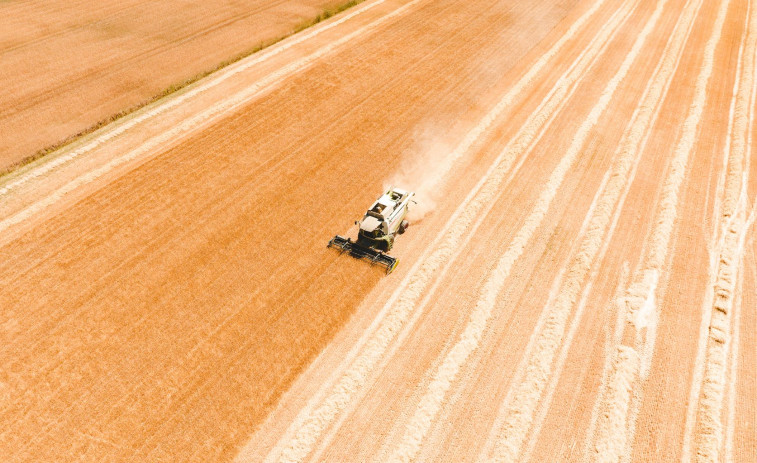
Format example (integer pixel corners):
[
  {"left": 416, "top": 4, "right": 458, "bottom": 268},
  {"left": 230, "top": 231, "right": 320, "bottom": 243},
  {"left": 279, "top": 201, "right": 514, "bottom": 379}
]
[{"left": 385, "top": 126, "right": 457, "bottom": 223}]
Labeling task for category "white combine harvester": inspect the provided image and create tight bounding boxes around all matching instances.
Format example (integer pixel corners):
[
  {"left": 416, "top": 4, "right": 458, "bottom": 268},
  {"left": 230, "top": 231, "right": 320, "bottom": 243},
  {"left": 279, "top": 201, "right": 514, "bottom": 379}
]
[{"left": 328, "top": 187, "right": 415, "bottom": 275}]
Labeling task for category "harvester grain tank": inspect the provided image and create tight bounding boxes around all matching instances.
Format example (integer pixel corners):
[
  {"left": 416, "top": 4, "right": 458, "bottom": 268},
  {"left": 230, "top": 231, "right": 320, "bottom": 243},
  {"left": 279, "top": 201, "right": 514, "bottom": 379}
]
[{"left": 328, "top": 187, "right": 414, "bottom": 274}]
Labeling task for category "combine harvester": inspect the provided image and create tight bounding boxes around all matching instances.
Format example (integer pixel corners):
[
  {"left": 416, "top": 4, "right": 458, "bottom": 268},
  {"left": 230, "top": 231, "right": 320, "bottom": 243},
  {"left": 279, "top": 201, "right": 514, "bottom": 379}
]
[{"left": 328, "top": 187, "right": 414, "bottom": 275}]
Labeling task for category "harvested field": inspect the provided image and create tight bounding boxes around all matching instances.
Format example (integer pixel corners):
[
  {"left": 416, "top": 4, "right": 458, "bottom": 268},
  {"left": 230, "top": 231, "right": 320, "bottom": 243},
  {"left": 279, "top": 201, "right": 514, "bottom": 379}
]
[
  {"left": 0, "top": 0, "right": 755, "bottom": 462},
  {"left": 0, "top": 0, "right": 354, "bottom": 171}
]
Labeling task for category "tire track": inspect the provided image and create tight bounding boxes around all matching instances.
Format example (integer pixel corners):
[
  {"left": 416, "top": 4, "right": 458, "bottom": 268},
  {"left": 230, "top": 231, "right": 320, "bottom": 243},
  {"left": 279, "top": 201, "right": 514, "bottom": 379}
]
[
  {"left": 585, "top": 0, "right": 732, "bottom": 460},
  {"left": 694, "top": 194, "right": 755, "bottom": 463},
  {"left": 383, "top": 0, "right": 655, "bottom": 459},
  {"left": 262, "top": 1, "right": 622, "bottom": 460},
  {"left": 690, "top": 0, "right": 756, "bottom": 456}
]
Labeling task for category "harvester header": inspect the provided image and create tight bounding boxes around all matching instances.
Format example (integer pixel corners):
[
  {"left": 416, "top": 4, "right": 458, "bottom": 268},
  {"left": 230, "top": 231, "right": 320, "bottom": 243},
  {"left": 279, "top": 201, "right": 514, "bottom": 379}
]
[{"left": 328, "top": 187, "right": 414, "bottom": 274}]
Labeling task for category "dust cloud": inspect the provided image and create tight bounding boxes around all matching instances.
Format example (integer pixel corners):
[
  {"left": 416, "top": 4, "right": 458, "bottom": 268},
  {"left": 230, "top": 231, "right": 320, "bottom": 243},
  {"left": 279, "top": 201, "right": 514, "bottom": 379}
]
[{"left": 385, "top": 126, "right": 456, "bottom": 223}]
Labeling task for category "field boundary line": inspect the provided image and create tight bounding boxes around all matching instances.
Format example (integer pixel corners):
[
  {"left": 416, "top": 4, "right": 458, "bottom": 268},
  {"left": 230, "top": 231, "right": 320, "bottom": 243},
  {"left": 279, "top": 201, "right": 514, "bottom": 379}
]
[{"left": 0, "top": 0, "right": 376, "bottom": 179}]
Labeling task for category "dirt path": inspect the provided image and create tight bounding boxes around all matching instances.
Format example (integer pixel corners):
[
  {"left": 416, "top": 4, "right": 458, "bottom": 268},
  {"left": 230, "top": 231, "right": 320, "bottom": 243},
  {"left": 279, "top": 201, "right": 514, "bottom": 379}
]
[{"left": 1, "top": 0, "right": 754, "bottom": 461}]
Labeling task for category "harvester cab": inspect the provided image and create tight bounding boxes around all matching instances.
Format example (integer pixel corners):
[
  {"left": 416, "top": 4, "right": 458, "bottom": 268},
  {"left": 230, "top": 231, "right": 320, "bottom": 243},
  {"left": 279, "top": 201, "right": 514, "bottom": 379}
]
[{"left": 328, "top": 187, "right": 415, "bottom": 275}]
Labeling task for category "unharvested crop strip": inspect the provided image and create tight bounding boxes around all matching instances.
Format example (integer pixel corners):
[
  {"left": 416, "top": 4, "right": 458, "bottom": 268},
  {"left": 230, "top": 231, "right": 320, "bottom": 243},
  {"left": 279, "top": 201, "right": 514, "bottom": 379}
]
[
  {"left": 691, "top": 0, "right": 756, "bottom": 457},
  {"left": 587, "top": 0, "right": 732, "bottom": 460},
  {"left": 263, "top": 1, "right": 621, "bottom": 461},
  {"left": 0, "top": 0, "right": 372, "bottom": 179},
  {"left": 0, "top": 0, "right": 427, "bottom": 240},
  {"left": 383, "top": 0, "right": 656, "bottom": 459},
  {"left": 0, "top": 0, "right": 388, "bottom": 198}
]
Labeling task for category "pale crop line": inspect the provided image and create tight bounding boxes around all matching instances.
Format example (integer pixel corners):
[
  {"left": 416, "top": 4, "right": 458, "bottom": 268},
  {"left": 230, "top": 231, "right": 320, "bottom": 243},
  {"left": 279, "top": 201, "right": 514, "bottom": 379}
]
[
  {"left": 621, "top": 270, "right": 660, "bottom": 463},
  {"left": 520, "top": 170, "right": 618, "bottom": 463},
  {"left": 681, "top": 0, "right": 754, "bottom": 459},
  {"left": 521, "top": 34, "right": 662, "bottom": 455},
  {"left": 500, "top": 0, "right": 701, "bottom": 451},
  {"left": 701, "top": 193, "right": 751, "bottom": 398},
  {"left": 586, "top": 0, "right": 732, "bottom": 460},
  {"left": 0, "top": 0, "right": 388, "bottom": 197},
  {"left": 724, "top": 256, "right": 746, "bottom": 463},
  {"left": 725, "top": 67, "right": 757, "bottom": 463},
  {"left": 469, "top": 3, "right": 676, "bottom": 462},
  {"left": 679, "top": 0, "right": 752, "bottom": 454},
  {"left": 0, "top": 0, "right": 426, "bottom": 240},
  {"left": 694, "top": 188, "right": 754, "bottom": 463},
  {"left": 258, "top": 1, "right": 614, "bottom": 461},
  {"left": 582, "top": 0, "right": 706, "bottom": 455},
  {"left": 691, "top": 3, "right": 756, "bottom": 457},
  {"left": 382, "top": 0, "right": 653, "bottom": 459},
  {"left": 580, "top": 262, "right": 630, "bottom": 463},
  {"left": 725, "top": 226, "right": 757, "bottom": 463}
]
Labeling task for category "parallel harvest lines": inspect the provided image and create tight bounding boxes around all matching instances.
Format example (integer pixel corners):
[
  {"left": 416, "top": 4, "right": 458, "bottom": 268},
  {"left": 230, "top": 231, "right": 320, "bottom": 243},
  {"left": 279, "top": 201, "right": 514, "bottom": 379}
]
[
  {"left": 586, "top": 0, "right": 732, "bottom": 460},
  {"left": 476, "top": 0, "right": 700, "bottom": 460},
  {"left": 691, "top": 0, "right": 756, "bottom": 457},
  {"left": 282, "top": 3, "right": 615, "bottom": 438},
  {"left": 578, "top": 0, "right": 709, "bottom": 457},
  {"left": 382, "top": 0, "right": 660, "bottom": 459},
  {"left": 5, "top": 0, "right": 753, "bottom": 460},
  {"left": 680, "top": 4, "right": 753, "bottom": 451},
  {"left": 264, "top": 0, "right": 625, "bottom": 460}
]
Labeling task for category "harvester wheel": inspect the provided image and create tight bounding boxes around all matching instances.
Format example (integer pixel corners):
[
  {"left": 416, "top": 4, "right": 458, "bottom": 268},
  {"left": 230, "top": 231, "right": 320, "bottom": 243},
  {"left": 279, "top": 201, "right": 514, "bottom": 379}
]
[
  {"left": 398, "top": 220, "right": 409, "bottom": 234},
  {"left": 385, "top": 235, "right": 394, "bottom": 251}
]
